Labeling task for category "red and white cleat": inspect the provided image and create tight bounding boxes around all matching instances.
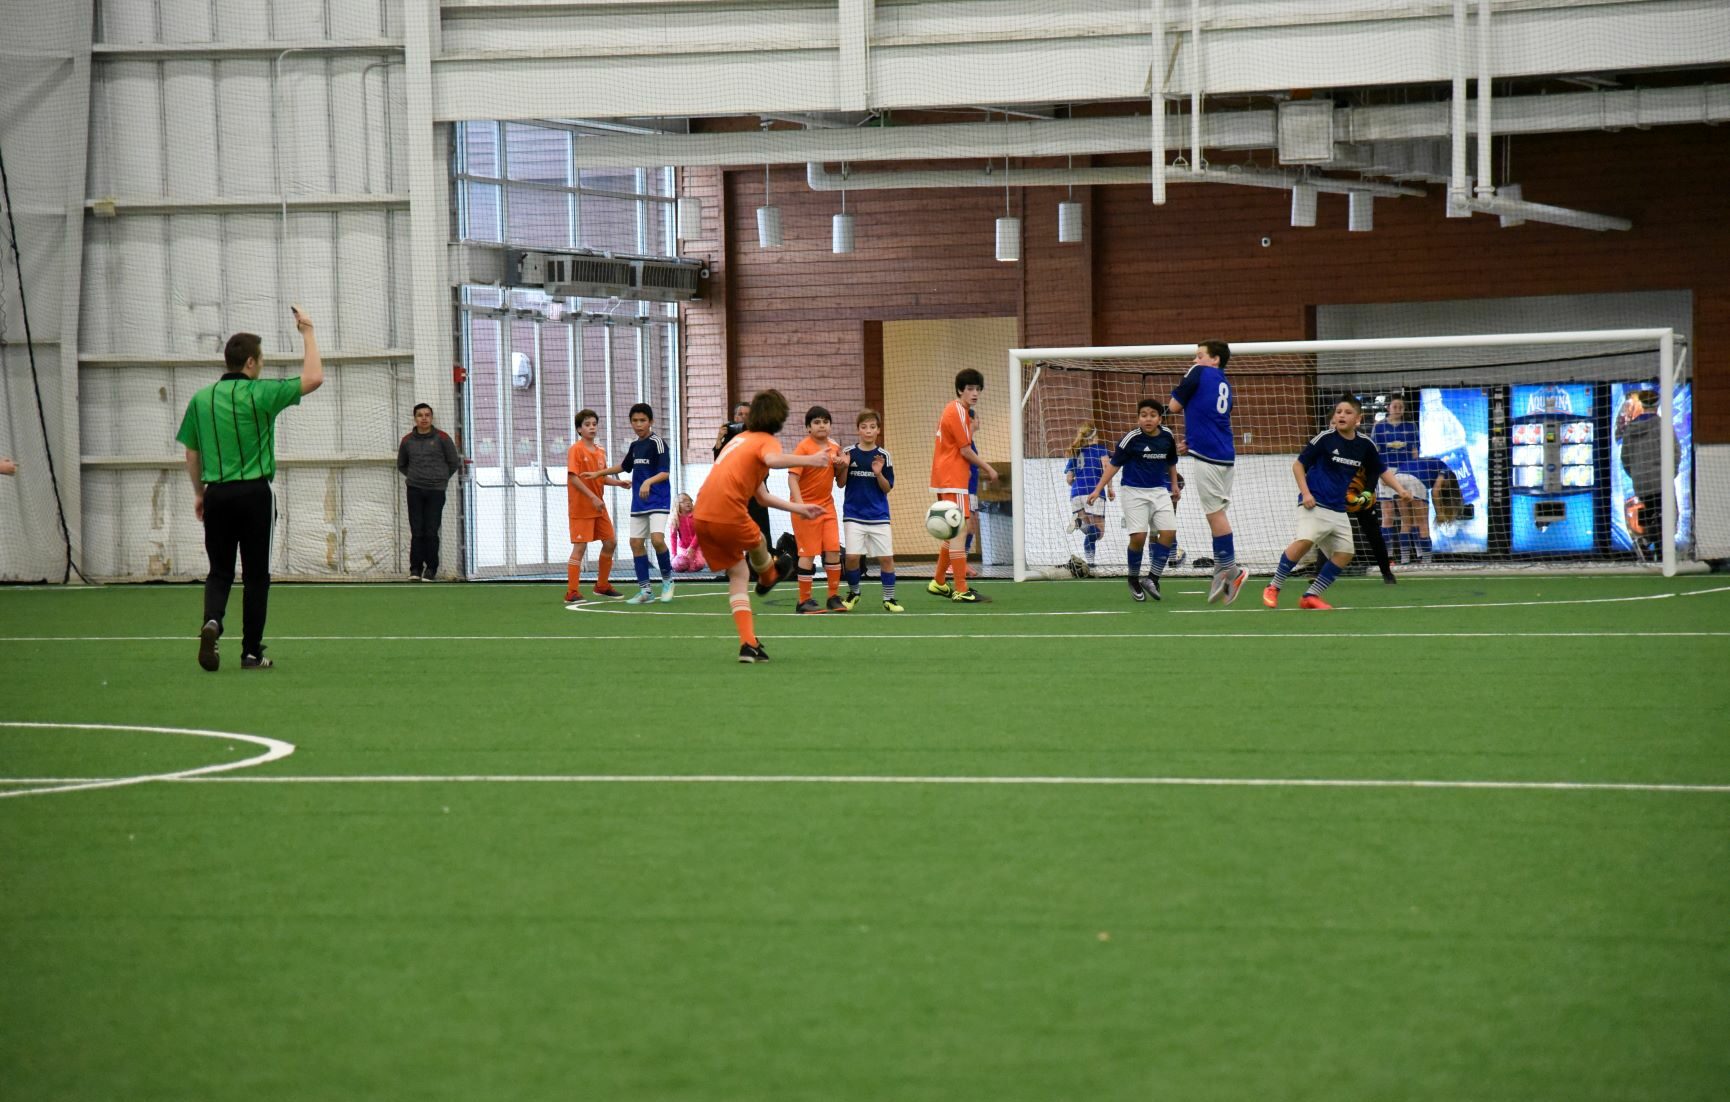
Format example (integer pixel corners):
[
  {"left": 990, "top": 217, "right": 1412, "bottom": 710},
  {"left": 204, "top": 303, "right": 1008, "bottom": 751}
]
[{"left": 1298, "top": 594, "right": 1333, "bottom": 610}]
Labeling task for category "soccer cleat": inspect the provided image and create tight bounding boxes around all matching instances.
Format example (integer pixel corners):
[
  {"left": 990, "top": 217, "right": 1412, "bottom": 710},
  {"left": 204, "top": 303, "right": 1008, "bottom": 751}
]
[
  {"left": 950, "top": 588, "right": 981, "bottom": 603},
  {"left": 840, "top": 592, "right": 860, "bottom": 612},
  {"left": 1299, "top": 594, "right": 1333, "bottom": 611},
  {"left": 826, "top": 594, "right": 847, "bottom": 612},
  {"left": 1382, "top": 573, "right": 1398, "bottom": 585},
  {"left": 882, "top": 598, "right": 905, "bottom": 613},
  {"left": 409, "top": 569, "right": 421, "bottom": 582},
  {"left": 1206, "top": 570, "right": 1229, "bottom": 603},
  {"left": 658, "top": 580, "right": 676, "bottom": 603},
  {"left": 926, "top": 579, "right": 954, "bottom": 597},
  {"left": 197, "top": 619, "right": 221, "bottom": 672},
  {"left": 626, "top": 589, "right": 655, "bottom": 605},
  {"left": 241, "top": 650, "right": 273, "bottom": 669},
  {"left": 1143, "top": 577, "right": 1162, "bottom": 602},
  {"left": 563, "top": 591, "right": 583, "bottom": 603},
  {"left": 1127, "top": 576, "right": 1148, "bottom": 603},
  {"left": 755, "top": 552, "right": 796, "bottom": 596},
  {"left": 795, "top": 599, "right": 823, "bottom": 614},
  {"left": 738, "top": 644, "right": 758, "bottom": 663},
  {"left": 592, "top": 585, "right": 626, "bottom": 599},
  {"left": 1218, "top": 566, "right": 1251, "bottom": 607},
  {"left": 1262, "top": 585, "right": 1280, "bottom": 608},
  {"left": 750, "top": 642, "right": 771, "bottom": 662}
]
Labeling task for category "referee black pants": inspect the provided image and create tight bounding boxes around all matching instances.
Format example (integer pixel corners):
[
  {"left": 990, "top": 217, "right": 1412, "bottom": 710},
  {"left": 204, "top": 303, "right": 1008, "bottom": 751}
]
[
  {"left": 202, "top": 478, "right": 275, "bottom": 657},
  {"left": 406, "top": 484, "right": 447, "bottom": 577}
]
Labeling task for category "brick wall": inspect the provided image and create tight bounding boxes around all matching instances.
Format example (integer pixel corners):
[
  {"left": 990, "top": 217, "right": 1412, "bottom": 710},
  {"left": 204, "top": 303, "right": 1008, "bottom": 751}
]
[{"left": 680, "top": 126, "right": 1730, "bottom": 447}]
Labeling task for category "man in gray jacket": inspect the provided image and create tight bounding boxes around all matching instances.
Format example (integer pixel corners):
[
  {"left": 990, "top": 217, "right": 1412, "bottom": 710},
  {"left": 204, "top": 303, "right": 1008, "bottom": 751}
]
[{"left": 398, "top": 403, "right": 461, "bottom": 579}]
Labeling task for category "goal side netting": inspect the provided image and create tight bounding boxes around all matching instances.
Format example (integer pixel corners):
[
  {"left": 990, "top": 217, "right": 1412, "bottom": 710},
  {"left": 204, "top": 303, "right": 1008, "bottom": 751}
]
[{"left": 1009, "top": 331, "right": 1698, "bottom": 581}]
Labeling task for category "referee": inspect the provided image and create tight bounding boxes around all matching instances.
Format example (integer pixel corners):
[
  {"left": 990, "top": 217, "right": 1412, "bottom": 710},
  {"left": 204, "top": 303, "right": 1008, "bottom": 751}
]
[{"left": 177, "top": 305, "right": 323, "bottom": 671}]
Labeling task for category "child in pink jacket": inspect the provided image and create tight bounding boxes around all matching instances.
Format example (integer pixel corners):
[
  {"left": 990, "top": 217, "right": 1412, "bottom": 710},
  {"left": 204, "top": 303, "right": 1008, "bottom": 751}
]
[{"left": 670, "top": 493, "right": 706, "bottom": 573}]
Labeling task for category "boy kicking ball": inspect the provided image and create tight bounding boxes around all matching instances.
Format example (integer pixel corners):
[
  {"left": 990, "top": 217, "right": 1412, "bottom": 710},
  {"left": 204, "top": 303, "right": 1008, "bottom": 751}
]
[{"left": 1264, "top": 395, "right": 1414, "bottom": 610}]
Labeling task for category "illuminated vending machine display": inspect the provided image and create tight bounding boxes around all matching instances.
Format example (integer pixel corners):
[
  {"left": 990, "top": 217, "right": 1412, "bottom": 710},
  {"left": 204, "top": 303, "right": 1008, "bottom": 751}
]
[
  {"left": 1509, "top": 383, "right": 1595, "bottom": 554},
  {"left": 1418, "top": 387, "right": 1488, "bottom": 554},
  {"left": 1610, "top": 381, "right": 1693, "bottom": 557}
]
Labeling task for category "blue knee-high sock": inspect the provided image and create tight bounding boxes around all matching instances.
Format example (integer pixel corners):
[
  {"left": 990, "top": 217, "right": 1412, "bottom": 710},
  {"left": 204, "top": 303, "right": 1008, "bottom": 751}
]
[
  {"left": 1127, "top": 545, "right": 1144, "bottom": 576},
  {"left": 1381, "top": 527, "right": 1396, "bottom": 552},
  {"left": 633, "top": 554, "right": 651, "bottom": 587},
  {"left": 1270, "top": 553, "right": 1296, "bottom": 590},
  {"left": 880, "top": 571, "right": 896, "bottom": 601},
  {"left": 844, "top": 567, "right": 861, "bottom": 594},
  {"left": 1083, "top": 524, "right": 1102, "bottom": 558},
  {"left": 1419, "top": 534, "right": 1432, "bottom": 556},
  {"left": 1400, "top": 531, "right": 1417, "bottom": 559},
  {"left": 1306, "top": 560, "right": 1342, "bottom": 597},
  {"left": 1147, "top": 541, "right": 1173, "bottom": 580},
  {"left": 655, "top": 548, "right": 673, "bottom": 580},
  {"left": 1212, "top": 534, "right": 1236, "bottom": 571}
]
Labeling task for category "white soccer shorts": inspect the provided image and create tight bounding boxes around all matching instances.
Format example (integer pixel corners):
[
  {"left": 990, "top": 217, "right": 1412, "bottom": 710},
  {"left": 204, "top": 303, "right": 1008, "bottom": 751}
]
[
  {"left": 1390, "top": 471, "right": 1428, "bottom": 501},
  {"left": 844, "top": 520, "right": 893, "bottom": 558},
  {"left": 1293, "top": 505, "right": 1354, "bottom": 556},
  {"left": 1119, "top": 486, "right": 1177, "bottom": 534},
  {"left": 629, "top": 511, "right": 669, "bottom": 539},
  {"left": 1069, "top": 495, "right": 1106, "bottom": 518},
  {"left": 1190, "top": 461, "right": 1234, "bottom": 515}
]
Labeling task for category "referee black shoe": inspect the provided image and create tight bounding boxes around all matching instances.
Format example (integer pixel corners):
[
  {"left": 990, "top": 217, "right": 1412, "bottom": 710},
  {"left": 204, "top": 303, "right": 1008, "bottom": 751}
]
[
  {"left": 1127, "top": 576, "right": 1148, "bottom": 603},
  {"left": 241, "top": 649, "right": 274, "bottom": 670},
  {"left": 197, "top": 619, "right": 221, "bottom": 672}
]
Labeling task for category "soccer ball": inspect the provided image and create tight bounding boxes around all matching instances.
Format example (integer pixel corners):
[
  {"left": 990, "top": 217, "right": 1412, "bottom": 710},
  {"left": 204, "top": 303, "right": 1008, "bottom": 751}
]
[{"left": 925, "top": 500, "right": 964, "bottom": 540}]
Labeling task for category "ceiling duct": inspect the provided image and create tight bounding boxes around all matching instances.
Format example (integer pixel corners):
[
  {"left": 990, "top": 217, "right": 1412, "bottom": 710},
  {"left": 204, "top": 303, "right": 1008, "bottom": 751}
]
[{"left": 510, "top": 248, "right": 707, "bottom": 302}]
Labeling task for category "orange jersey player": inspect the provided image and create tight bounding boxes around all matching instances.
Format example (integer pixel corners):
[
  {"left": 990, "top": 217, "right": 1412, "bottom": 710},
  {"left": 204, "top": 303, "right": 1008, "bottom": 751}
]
[
  {"left": 564, "top": 409, "right": 628, "bottom": 603},
  {"left": 692, "top": 389, "right": 829, "bottom": 663},
  {"left": 928, "top": 368, "right": 998, "bottom": 602},
  {"left": 787, "top": 405, "right": 849, "bottom": 613}
]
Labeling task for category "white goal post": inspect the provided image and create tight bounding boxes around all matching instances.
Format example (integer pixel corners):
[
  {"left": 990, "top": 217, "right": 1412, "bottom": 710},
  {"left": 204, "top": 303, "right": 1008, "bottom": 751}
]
[{"left": 1009, "top": 329, "right": 1692, "bottom": 581}]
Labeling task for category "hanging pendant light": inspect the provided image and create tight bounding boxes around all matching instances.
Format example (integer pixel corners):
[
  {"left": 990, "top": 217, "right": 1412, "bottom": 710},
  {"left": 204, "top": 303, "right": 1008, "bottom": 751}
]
[
  {"left": 756, "top": 164, "right": 782, "bottom": 248},
  {"left": 1057, "top": 153, "right": 1082, "bottom": 243},
  {"left": 995, "top": 154, "right": 1019, "bottom": 262},
  {"left": 832, "top": 166, "right": 854, "bottom": 253}
]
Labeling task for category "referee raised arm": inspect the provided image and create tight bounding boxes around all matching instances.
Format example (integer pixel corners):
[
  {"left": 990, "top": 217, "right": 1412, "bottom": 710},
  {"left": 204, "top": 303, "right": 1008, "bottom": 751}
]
[{"left": 178, "top": 306, "right": 323, "bottom": 671}]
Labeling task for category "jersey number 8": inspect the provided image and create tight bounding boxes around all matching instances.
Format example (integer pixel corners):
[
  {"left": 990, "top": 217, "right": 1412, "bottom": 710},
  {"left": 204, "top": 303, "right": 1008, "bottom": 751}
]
[{"left": 1215, "top": 381, "right": 1230, "bottom": 414}]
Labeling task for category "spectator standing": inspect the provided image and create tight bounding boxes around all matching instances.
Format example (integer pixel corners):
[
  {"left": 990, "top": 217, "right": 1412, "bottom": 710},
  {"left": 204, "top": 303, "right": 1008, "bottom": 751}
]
[{"left": 397, "top": 403, "right": 461, "bottom": 580}]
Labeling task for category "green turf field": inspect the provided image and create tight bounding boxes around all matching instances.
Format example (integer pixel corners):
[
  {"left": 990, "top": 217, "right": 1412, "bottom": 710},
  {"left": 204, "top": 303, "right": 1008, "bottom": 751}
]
[{"left": 3, "top": 575, "right": 1728, "bottom": 1100}]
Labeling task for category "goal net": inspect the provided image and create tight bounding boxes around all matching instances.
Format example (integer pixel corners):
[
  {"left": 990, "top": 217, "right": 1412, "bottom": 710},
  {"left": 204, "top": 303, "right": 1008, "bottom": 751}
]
[{"left": 1010, "top": 330, "right": 1698, "bottom": 581}]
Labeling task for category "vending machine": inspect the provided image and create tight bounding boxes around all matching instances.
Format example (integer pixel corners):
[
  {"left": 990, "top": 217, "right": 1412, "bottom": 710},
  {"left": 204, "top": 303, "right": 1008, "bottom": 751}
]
[{"left": 1509, "top": 383, "right": 1595, "bottom": 554}]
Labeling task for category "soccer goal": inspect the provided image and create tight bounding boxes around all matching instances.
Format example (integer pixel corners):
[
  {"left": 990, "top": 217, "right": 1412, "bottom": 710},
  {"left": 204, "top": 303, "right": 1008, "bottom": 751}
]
[{"left": 1008, "top": 330, "right": 1697, "bottom": 581}]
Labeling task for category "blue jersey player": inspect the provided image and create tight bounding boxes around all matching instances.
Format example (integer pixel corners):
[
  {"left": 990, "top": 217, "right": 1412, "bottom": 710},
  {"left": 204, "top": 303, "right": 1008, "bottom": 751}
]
[
  {"left": 1169, "top": 339, "right": 1249, "bottom": 605},
  {"left": 1264, "top": 395, "right": 1414, "bottom": 610},
  {"left": 1370, "top": 394, "right": 1431, "bottom": 565},
  {"left": 1086, "top": 398, "right": 1180, "bottom": 602},
  {"left": 597, "top": 403, "right": 675, "bottom": 603},
  {"left": 840, "top": 409, "right": 900, "bottom": 612}
]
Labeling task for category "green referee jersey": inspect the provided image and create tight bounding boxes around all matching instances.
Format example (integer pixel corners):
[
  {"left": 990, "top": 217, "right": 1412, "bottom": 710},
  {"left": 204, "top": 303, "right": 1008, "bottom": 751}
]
[{"left": 176, "top": 372, "right": 303, "bottom": 483}]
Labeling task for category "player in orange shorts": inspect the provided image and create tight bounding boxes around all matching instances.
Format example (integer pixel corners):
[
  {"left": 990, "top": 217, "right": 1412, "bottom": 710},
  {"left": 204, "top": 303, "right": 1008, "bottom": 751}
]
[
  {"left": 928, "top": 368, "right": 999, "bottom": 602},
  {"left": 693, "top": 389, "right": 830, "bottom": 663},
  {"left": 564, "top": 408, "right": 627, "bottom": 602},
  {"left": 787, "top": 405, "right": 849, "bottom": 613}
]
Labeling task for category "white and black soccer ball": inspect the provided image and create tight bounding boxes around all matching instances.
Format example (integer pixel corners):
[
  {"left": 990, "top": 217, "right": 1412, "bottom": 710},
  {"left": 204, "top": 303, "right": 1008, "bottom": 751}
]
[{"left": 925, "top": 500, "right": 964, "bottom": 540}]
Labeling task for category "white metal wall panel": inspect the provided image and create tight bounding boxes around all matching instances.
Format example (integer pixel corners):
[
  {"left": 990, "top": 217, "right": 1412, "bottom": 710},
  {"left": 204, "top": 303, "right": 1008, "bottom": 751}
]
[
  {"left": 216, "top": 62, "right": 280, "bottom": 197},
  {"left": 157, "top": 0, "right": 213, "bottom": 44}
]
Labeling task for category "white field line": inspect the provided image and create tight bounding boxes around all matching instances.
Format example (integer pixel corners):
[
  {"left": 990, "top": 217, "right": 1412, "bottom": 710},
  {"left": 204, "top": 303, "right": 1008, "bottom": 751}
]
[
  {"left": 1, "top": 630, "right": 1728, "bottom": 643},
  {"left": 1, "top": 772, "right": 1725, "bottom": 795},
  {"left": 0, "top": 722, "right": 296, "bottom": 799},
  {"left": 564, "top": 589, "right": 1127, "bottom": 617},
  {"left": 1176, "top": 583, "right": 1730, "bottom": 614}
]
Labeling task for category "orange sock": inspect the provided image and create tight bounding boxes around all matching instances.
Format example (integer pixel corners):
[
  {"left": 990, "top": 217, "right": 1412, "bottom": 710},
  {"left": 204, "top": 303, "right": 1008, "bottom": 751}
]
[
  {"left": 952, "top": 549, "right": 969, "bottom": 593},
  {"left": 798, "top": 574, "right": 813, "bottom": 602},
  {"left": 597, "top": 553, "right": 613, "bottom": 588},
  {"left": 565, "top": 562, "right": 583, "bottom": 598},
  {"left": 729, "top": 595, "right": 756, "bottom": 646},
  {"left": 935, "top": 547, "right": 951, "bottom": 584},
  {"left": 825, "top": 565, "right": 841, "bottom": 598}
]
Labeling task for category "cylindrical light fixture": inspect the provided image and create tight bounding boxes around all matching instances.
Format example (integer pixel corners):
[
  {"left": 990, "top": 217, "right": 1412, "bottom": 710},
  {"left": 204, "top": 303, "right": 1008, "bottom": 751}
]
[
  {"left": 1057, "top": 200, "right": 1082, "bottom": 243},
  {"left": 832, "top": 212, "right": 855, "bottom": 253},
  {"left": 1348, "top": 191, "right": 1374, "bottom": 232},
  {"left": 756, "top": 164, "right": 782, "bottom": 248},
  {"left": 676, "top": 196, "right": 702, "bottom": 240},
  {"left": 1290, "top": 183, "right": 1318, "bottom": 228},
  {"left": 995, "top": 216, "right": 1022, "bottom": 262}
]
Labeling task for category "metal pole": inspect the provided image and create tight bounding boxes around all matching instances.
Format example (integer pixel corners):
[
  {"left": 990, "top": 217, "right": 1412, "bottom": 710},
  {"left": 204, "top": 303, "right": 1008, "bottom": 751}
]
[{"left": 1659, "top": 329, "right": 1677, "bottom": 577}]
